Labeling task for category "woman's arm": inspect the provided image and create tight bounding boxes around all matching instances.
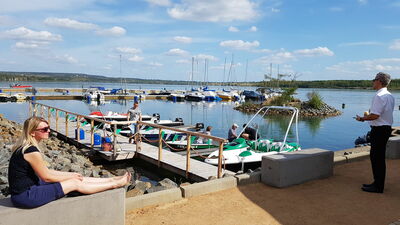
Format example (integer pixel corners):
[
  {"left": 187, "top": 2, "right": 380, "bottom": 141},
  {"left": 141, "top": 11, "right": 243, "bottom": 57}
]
[{"left": 24, "top": 152, "right": 82, "bottom": 182}]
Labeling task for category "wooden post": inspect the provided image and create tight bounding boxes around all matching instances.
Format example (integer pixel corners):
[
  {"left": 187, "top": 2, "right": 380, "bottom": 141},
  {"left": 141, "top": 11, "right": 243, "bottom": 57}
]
[
  {"left": 29, "top": 101, "right": 32, "bottom": 116},
  {"left": 186, "top": 134, "right": 191, "bottom": 178},
  {"left": 113, "top": 124, "right": 117, "bottom": 157},
  {"left": 47, "top": 107, "right": 51, "bottom": 127},
  {"left": 55, "top": 109, "right": 59, "bottom": 132},
  {"left": 90, "top": 119, "right": 94, "bottom": 148},
  {"left": 217, "top": 141, "right": 224, "bottom": 178},
  {"left": 41, "top": 105, "right": 44, "bottom": 117},
  {"left": 158, "top": 128, "right": 163, "bottom": 167},
  {"left": 65, "top": 113, "right": 69, "bottom": 136},
  {"left": 76, "top": 116, "right": 80, "bottom": 141}
]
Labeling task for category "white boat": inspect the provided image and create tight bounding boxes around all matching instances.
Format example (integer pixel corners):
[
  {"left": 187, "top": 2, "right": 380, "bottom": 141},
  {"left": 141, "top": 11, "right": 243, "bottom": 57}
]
[
  {"left": 217, "top": 89, "right": 240, "bottom": 101},
  {"left": 205, "top": 106, "right": 301, "bottom": 165},
  {"left": 84, "top": 89, "right": 105, "bottom": 102},
  {"left": 12, "top": 93, "right": 27, "bottom": 101}
]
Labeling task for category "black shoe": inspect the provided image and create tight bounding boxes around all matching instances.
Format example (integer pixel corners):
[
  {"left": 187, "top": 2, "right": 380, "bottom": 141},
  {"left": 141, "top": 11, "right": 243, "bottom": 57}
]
[
  {"left": 362, "top": 183, "right": 374, "bottom": 188},
  {"left": 361, "top": 186, "right": 383, "bottom": 193}
]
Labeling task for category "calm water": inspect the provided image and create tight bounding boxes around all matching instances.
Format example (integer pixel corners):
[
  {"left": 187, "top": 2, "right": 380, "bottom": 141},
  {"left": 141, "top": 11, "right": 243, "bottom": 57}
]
[{"left": 1, "top": 82, "right": 400, "bottom": 151}]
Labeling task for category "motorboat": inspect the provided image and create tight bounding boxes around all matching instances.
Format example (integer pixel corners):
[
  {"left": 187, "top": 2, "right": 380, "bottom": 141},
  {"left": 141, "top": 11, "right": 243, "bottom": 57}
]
[
  {"left": 205, "top": 106, "right": 301, "bottom": 165},
  {"left": 167, "top": 92, "right": 185, "bottom": 102},
  {"left": 11, "top": 93, "right": 27, "bottom": 101},
  {"left": 242, "top": 90, "right": 263, "bottom": 101},
  {"left": 84, "top": 89, "right": 105, "bottom": 102},
  {"left": 165, "top": 133, "right": 218, "bottom": 151},
  {"left": 0, "top": 93, "right": 11, "bottom": 102},
  {"left": 217, "top": 89, "right": 240, "bottom": 101},
  {"left": 10, "top": 83, "right": 32, "bottom": 88},
  {"left": 185, "top": 91, "right": 205, "bottom": 101}
]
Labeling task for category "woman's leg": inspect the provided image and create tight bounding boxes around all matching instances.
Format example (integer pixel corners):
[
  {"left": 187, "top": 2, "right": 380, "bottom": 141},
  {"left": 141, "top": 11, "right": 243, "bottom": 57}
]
[{"left": 60, "top": 172, "right": 130, "bottom": 195}]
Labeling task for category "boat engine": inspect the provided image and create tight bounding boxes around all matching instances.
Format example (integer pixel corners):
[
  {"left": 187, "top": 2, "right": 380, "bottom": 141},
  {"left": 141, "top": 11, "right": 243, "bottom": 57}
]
[{"left": 153, "top": 113, "right": 160, "bottom": 120}]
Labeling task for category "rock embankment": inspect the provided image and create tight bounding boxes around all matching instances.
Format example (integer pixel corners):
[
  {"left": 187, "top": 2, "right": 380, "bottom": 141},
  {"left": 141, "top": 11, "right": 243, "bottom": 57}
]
[
  {"left": 0, "top": 114, "right": 179, "bottom": 199},
  {"left": 235, "top": 101, "right": 342, "bottom": 117}
]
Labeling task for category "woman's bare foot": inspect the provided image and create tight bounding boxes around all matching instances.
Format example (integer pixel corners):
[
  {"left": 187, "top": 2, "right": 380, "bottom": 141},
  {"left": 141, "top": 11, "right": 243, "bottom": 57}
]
[{"left": 115, "top": 172, "right": 131, "bottom": 187}]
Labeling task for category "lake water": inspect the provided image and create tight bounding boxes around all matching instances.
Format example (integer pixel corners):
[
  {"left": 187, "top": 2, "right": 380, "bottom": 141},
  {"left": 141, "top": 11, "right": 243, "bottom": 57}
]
[{"left": 1, "top": 82, "right": 400, "bottom": 151}]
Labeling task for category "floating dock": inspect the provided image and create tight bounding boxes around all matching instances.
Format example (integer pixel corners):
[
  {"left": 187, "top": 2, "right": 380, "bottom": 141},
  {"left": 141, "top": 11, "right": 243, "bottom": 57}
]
[{"left": 35, "top": 102, "right": 233, "bottom": 182}]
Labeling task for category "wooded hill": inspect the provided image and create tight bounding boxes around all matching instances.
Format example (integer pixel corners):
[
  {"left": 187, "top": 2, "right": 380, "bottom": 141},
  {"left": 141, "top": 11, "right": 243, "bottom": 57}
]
[{"left": 1, "top": 71, "right": 399, "bottom": 89}]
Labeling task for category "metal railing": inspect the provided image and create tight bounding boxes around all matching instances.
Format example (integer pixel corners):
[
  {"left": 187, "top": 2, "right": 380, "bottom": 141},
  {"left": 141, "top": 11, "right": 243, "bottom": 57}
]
[{"left": 30, "top": 102, "right": 227, "bottom": 178}]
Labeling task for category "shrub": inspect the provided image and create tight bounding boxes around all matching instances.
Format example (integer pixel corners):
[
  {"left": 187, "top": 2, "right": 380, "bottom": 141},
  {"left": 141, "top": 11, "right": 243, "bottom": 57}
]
[
  {"left": 307, "top": 91, "right": 324, "bottom": 109},
  {"left": 269, "top": 87, "right": 297, "bottom": 106}
]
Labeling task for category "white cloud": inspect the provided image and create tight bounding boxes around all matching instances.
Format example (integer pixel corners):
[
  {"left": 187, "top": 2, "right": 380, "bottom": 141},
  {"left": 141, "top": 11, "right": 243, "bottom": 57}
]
[
  {"left": 176, "top": 59, "right": 191, "bottom": 64},
  {"left": 258, "top": 51, "right": 295, "bottom": 64},
  {"left": 44, "top": 17, "right": 98, "bottom": 30},
  {"left": 195, "top": 54, "right": 218, "bottom": 61},
  {"left": 115, "top": 47, "right": 142, "bottom": 54},
  {"left": 96, "top": 26, "right": 126, "bottom": 36},
  {"left": 14, "top": 41, "right": 41, "bottom": 49},
  {"left": 149, "top": 62, "right": 163, "bottom": 67},
  {"left": 220, "top": 40, "right": 260, "bottom": 50},
  {"left": 145, "top": 0, "right": 171, "bottom": 6},
  {"left": 326, "top": 58, "right": 400, "bottom": 74},
  {"left": 228, "top": 26, "right": 239, "bottom": 32},
  {"left": 166, "top": 48, "right": 189, "bottom": 56},
  {"left": 339, "top": 41, "right": 382, "bottom": 47},
  {"left": 1, "top": 27, "right": 62, "bottom": 42},
  {"left": 293, "top": 47, "right": 334, "bottom": 57},
  {"left": 271, "top": 7, "right": 280, "bottom": 13},
  {"left": 128, "top": 55, "right": 144, "bottom": 62},
  {"left": 173, "top": 36, "right": 192, "bottom": 44},
  {"left": 249, "top": 26, "right": 257, "bottom": 32},
  {"left": 389, "top": 39, "right": 400, "bottom": 50},
  {"left": 167, "top": 0, "right": 259, "bottom": 22},
  {"left": 54, "top": 54, "right": 79, "bottom": 64}
]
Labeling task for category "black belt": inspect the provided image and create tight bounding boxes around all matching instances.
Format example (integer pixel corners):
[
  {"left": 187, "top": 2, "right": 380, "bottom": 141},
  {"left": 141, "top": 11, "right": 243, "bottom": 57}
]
[{"left": 370, "top": 125, "right": 391, "bottom": 128}]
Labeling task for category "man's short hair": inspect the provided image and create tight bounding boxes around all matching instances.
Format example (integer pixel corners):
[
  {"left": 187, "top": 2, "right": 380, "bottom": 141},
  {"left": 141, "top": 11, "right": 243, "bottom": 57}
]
[{"left": 375, "top": 72, "right": 391, "bottom": 86}]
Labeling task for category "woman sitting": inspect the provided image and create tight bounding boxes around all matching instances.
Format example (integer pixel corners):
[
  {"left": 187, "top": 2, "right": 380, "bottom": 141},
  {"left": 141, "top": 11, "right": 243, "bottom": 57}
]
[{"left": 8, "top": 116, "right": 131, "bottom": 208}]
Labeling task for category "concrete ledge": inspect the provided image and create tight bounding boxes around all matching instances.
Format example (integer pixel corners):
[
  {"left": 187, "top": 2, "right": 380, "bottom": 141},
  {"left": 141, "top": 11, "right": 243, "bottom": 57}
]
[
  {"left": 234, "top": 171, "right": 261, "bottom": 185},
  {"left": 261, "top": 148, "right": 333, "bottom": 188},
  {"left": 386, "top": 136, "right": 400, "bottom": 159},
  {"left": 0, "top": 188, "right": 125, "bottom": 225},
  {"left": 334, "top": 151, "right": 370, "bottom": 165},
  {"left": 125, "top": 188, "right": 182, "bottom": 211},
  {"left": 180, "top": 177, "right": 237, "bottom": 198}
]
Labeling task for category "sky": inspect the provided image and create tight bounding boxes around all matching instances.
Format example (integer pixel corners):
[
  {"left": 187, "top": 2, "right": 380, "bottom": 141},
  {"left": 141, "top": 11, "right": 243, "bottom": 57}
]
[{"left": 0, "top": 0, "right": 399, "bottom": 82}]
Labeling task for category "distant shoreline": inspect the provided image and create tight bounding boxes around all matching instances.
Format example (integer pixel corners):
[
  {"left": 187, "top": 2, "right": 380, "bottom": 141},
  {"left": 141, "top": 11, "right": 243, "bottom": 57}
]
[{"left": 1, "top": 71, "right": 399, "bottom": 90}]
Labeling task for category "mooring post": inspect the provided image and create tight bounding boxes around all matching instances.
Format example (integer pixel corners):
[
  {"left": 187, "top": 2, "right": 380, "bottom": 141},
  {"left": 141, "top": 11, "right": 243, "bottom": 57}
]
[
  {"left": 186, "top": 134, "right": 191, "bottom": 178},
  {"left": 65, "top": 113, "right": 69, "bottom": 136},
  {"left": 113, "top": 123, "right": 117, "bottom": 157},
  {"left": 90, "top": 119, "right": 94, "bottom": 148},
  {"left": 217, "top": 141, "right": 224, "bottom": 178},
  {"left": 55, "top": 109, "right": 59, "bottom": 132},
  {"left": 76, "top": 116, "right": 80, "bottom": 141},
  {"left": 47, "top": 107, "right": 51, "bottom": 127},
  {"left": 158, "top": 128, "right": 163, "bottom": 167}
]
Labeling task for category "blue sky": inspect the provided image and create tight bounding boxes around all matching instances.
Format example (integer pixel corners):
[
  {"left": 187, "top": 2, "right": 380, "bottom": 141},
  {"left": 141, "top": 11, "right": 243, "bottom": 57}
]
[{"left": 0, "top": 0, "right": 399, "bottom": 82}]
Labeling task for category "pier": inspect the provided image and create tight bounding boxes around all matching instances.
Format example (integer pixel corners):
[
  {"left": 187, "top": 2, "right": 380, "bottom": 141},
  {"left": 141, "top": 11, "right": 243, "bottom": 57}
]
[{"left": 30, "top": 102, "right": 234, "bottom": 182}]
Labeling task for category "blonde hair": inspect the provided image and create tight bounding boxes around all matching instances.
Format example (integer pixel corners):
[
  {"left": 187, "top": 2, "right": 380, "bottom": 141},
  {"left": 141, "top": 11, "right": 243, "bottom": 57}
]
[{"left": 12, "top": 116, "right": 48, "bottom": 153}]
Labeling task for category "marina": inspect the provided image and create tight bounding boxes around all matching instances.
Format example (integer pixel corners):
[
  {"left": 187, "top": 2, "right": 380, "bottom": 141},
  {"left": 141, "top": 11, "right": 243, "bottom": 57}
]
[{"left": 30, "top": 102, "right": 235, "bottom": 182}]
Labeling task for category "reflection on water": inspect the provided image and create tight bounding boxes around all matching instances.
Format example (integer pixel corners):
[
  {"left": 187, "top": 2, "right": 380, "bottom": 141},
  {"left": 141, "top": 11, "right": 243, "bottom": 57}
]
[{"left": 303, "top": 117, "right": 323, "bottom": 137}]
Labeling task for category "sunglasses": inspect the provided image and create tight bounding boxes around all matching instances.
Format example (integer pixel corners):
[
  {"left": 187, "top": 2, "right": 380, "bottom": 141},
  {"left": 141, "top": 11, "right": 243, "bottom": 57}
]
[{"left": 36, "top": 126, "right": 51, "bottom": 133}]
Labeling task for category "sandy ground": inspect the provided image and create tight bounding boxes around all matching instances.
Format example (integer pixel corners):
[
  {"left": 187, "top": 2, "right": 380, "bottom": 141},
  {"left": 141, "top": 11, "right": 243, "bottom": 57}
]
[{"left": 126, "top": 158, "right": 400, "bottom": 225}]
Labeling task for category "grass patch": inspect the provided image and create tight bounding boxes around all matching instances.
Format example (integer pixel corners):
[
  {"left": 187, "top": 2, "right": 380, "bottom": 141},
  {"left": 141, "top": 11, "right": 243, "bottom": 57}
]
[{"left": 307, "top": 91, "right": 324, "bottom": 109}]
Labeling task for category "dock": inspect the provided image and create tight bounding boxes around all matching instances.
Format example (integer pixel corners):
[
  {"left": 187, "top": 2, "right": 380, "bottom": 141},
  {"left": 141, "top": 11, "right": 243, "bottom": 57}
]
[{"left": 33, "top": 102, "right": 233, "bottom": 182}]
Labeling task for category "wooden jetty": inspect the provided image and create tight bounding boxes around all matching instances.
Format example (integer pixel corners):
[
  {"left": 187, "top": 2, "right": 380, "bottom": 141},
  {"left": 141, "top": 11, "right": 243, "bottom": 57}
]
[{"left": 31, "top": 102, "right": 233, "bottom": 181}]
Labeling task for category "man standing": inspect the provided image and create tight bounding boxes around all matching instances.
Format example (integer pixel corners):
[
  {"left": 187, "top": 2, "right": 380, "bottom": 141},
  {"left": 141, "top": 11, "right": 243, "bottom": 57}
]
[
  {"left": 356, "top": 72, "right": 395, "bottom": 193},
  {"left": 228, "top": 123, "right": 238, "bottom": 142},
  {"left": 127, "top": 101, "right": 142, "bottom": 143}
]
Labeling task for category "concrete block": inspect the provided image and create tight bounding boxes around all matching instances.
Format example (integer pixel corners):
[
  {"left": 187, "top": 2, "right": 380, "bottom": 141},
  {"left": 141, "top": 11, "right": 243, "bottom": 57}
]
[
  {"left": 333, "top": 156, "right": 347, "bottom": 165},
  {"left": 180, "top": 177, "right": 237, "bottom": 198},
  {"left": 0, "top": 188, "right": 125, "bottom": 225},
  {"left": 234, "top": 171, "right": 261, "bottom": 185},
  {"left": 261, "top": 148, "right": 333, "bottom": 188},
  {"left": 386, "top": 136, "right": 400, "bottom": 159},
  {"left": 125, "top": 188, "right": 182, "bottom": 211}
]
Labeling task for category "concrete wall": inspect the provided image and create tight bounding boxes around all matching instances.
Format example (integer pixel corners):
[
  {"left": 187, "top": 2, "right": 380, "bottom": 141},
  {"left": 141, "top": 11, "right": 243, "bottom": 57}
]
[
  {"left": 261, "top": 148, "right": 334, "bottom": 188},
  {"left": 0, "top": 188, "right": 125, "bottom": 225},
  {"left": 386, "top": 136, "right": 400, "bottom": 159}
]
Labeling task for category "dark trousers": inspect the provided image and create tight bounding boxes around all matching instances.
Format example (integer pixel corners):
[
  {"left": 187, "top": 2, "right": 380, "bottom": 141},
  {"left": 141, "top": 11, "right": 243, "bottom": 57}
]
[{"left": 369, "top": 125, "right": 391, "bottom": 190}]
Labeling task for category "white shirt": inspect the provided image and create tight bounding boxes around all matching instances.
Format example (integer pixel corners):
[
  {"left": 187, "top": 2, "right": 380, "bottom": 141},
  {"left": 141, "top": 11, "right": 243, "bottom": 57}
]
[{"left": 369, "top": 87, "right": 395, "bottom": 126}]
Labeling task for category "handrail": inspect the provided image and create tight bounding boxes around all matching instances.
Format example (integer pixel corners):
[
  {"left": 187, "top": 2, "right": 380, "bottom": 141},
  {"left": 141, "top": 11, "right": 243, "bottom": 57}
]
[{"left": 30, "top": 101, "right": 228, "bottom": 179}]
